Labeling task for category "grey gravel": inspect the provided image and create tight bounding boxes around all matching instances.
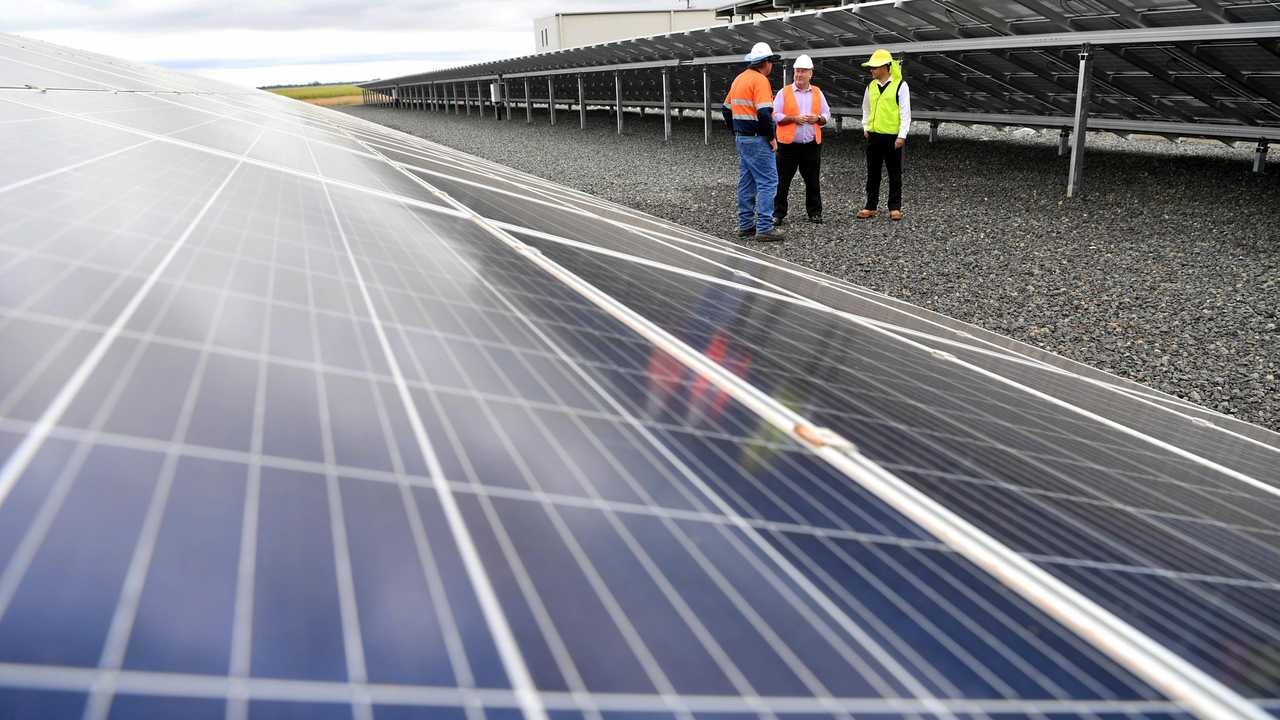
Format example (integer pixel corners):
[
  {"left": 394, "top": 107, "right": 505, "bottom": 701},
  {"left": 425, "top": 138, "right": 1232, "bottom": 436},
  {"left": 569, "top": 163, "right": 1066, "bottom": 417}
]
[{"left": 342, "top": 104, "right": 1280, "bottom": 433}]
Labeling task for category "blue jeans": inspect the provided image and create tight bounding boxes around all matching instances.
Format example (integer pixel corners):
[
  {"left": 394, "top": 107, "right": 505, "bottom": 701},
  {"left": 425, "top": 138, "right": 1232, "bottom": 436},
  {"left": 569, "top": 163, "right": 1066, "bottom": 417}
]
[{"left": 735, "top": 135, "right": 778, "bottom": 232}]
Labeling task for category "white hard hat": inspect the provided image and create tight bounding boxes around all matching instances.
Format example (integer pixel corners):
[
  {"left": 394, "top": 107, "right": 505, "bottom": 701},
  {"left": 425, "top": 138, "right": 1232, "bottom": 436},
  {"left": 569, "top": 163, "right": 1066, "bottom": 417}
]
[
  {"left": 793, "top": 54, "right": 814, "bottom": 70},
  {"left": 744, "top": 42, "right": 781, "bottom": 65}
]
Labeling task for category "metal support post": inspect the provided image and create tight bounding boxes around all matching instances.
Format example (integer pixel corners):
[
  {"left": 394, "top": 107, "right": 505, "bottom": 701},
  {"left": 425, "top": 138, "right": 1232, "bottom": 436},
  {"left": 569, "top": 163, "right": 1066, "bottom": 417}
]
[
  {"left": 477, "top": 82, "right": 485, "bottom": 118},
  {"left": 661, "top": 69, "right": 672, "bottom": 142},
  {"left": 1254, "top": 141, "right": 1269, "bottom": 174},
  {"left": 1067, "top": 43, "right": 1095, "bottom": 198},
  {"left": 578, "top": 74, "right": 586, "bottom": 130},
  {"left": 928, "top": 120, "right": 939, "bottom": 143},
  {"left": 702, "top": 66, "right": 712, "bottom": 145},
  {"left": 1058, "top": 129, "right": 1070, "bottom": 156},
  {"left": 464, "top": 83, "right": 471, "bottom": 116},
  {"left": 492, "top": 82, "right": 499, "bottom": 120},
  {"left": 782, "top": 66, "right": 789, "bottom": 89},
  {"left": 524, "top": 78, "right": 532, "bottom": 123},
  {"left": 615, "top": 72, "right": 624, "bottom": 134},
  {"left": 502, "top": 77, "right": 511, "bottom": 121},
  {"left": 548, "top": 77, "right": 556, "bottom": 125}
]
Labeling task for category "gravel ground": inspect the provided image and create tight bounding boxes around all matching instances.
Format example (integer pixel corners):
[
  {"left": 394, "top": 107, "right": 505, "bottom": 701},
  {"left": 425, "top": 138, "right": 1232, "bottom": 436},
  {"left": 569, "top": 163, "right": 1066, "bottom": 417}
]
[{"left": 342, "top": 104, "right": 1280, "bottom": 433}]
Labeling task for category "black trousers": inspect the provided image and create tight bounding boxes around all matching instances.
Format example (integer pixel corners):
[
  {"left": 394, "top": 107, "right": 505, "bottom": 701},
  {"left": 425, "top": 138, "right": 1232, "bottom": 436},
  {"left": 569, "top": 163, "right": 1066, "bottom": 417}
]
[
  {"left": 865, "top": 132, "right": 903, "bottom": 211},
  {"left": 774, "top": 141, "right": 822, "bottom": 220}
]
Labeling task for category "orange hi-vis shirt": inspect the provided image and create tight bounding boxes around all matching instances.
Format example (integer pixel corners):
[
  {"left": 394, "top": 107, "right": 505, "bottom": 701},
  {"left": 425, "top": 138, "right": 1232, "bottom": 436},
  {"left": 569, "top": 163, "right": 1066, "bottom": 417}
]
[
  {"left": 776, "top": 84, "right": 825, "bottom": 145},
  {"left": 722, "top": 68, "right": 775, "bottom": 138}
]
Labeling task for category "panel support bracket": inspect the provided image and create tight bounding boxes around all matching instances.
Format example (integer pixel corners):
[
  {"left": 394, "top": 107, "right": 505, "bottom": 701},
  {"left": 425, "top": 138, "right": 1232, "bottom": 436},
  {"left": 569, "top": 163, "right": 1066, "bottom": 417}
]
[{"left": 1067, "top": 43, "right": 1095, "bottom": 198}]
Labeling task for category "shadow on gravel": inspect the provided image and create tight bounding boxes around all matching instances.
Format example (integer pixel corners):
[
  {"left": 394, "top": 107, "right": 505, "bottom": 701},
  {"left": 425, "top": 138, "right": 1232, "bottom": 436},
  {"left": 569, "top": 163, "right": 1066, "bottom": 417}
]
[{"left": 342, "top": 105, "right": 1280, "bottom": 432}]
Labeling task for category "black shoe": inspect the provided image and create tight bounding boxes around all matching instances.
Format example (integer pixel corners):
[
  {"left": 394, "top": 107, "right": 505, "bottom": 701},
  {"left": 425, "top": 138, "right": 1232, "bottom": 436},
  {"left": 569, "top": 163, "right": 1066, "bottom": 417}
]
[
  {"left": 754, "top": 228, "right": 785, "bottom": 242},
  {"left": 736, "top": 227, "right": 755, "bottom": 238},
  {"left": 774, "top": 216, "right": 786, "bottom": 227},
  {"left": 808, "top": 214, "right": 823, "bottom": 224}
]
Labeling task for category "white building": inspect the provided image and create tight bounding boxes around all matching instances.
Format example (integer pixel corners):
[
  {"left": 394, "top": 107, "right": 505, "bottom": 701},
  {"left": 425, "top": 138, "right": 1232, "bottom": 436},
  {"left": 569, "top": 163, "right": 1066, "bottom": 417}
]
[{"left": 534, "top": 8, "right": 720, "bottom": 52}]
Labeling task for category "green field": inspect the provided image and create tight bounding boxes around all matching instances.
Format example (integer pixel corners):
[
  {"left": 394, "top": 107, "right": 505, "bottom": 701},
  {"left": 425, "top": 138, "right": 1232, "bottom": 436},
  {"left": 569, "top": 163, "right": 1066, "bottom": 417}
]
[{"left": 268, "top": 83, "right": 364, "bottom": 100}]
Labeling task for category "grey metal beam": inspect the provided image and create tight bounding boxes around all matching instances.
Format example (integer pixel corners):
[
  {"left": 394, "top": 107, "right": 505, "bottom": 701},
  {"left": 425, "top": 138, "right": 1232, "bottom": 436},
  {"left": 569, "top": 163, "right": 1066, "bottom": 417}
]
[
  {"left": 615, "top": 71, "right": 624, "bottom": 135},
  {"left": 928, "top": 120, "right": 939, "bottom": 142},
  {"left": 912, "top": 109, "right": 1280, "bottom": 141},
  {"left": 548, "top": 76, "right": 556, "bottom": 125},
  {"left": 703, "top": 65, "right": 712, "bottom": 145},
  {"left": 1068, "top": 43, "right": 1095, "bottom": 198},
  {"left": 524, "top": 78, "right": 532, "bottom": 123},
  {"left": 578, "top": 75, "right": 586, "bottom": 130},
  {"left": 662, "top": 69, "right": 672, "bottom": 142},
  {"left": 464, "top": 82, "right": 470, "bottom": 115},
  {"left": 1255, "top": 141, "right": 1270, "bottom": 173},
  {"left": 502, "top": 77, "right": 511, "bottom": 120}
]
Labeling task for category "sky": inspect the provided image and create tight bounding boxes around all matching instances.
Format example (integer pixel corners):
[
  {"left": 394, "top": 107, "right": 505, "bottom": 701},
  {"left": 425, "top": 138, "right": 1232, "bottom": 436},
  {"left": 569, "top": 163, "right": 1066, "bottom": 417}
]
[{"left": 6, "top": 0, "right": 712, "bottom": 88}]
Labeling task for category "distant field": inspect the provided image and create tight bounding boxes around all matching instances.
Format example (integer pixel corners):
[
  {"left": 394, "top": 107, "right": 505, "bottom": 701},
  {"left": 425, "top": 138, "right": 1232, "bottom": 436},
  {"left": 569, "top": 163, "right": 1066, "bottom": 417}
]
[{"left": 268, "top": 83, "right": 364, "bottom": 106}]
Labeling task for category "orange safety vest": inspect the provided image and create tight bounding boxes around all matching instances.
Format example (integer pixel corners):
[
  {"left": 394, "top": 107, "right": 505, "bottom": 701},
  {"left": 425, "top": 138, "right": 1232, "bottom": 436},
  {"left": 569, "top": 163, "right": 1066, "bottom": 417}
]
[
  {"left": 776, "top": 84, "right": 824, "bottom": 145},
  {"left": 723, "top": 68, "right": 774, "bottom": 134}
]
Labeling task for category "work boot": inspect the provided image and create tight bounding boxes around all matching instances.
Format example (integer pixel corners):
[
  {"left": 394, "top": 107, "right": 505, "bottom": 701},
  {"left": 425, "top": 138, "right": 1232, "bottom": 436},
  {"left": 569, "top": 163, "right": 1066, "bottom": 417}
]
[
  {"left": 889, "top": 209, "right": 904, "bottom": 221},
  {"left": 754, "top": 227, "right": 785, "bottom": 242},
  {"left": 774, "top": 216, "right": 786, "bottom": 227},
  {"left": 736, "top": 227, "right": 755, "bottom": 238},
  {"left": 808, "top": 213, "right": 823, "bottom": 224},
  {"left": 856, "top": 209, "right": 878, "bottom": 220}
]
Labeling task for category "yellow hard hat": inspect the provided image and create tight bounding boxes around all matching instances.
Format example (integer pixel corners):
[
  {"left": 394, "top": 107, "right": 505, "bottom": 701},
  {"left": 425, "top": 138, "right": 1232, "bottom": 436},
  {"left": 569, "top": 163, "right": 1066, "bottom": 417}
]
[{"left": 861, "top": 48, "right": 893, "bottom": 68}]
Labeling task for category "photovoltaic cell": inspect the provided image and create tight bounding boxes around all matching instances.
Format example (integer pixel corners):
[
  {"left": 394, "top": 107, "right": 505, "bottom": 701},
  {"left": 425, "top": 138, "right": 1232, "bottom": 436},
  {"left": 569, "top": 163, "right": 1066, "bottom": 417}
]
[{"left": 0, "top": 30, "right": 1276, "bottom": 720}]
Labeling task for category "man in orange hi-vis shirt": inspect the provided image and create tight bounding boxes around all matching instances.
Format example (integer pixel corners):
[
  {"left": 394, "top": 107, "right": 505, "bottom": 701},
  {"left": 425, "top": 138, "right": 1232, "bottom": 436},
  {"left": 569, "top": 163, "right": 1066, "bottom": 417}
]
[{"left": 721, "top": 42, "right": 784, "bottom": 242}]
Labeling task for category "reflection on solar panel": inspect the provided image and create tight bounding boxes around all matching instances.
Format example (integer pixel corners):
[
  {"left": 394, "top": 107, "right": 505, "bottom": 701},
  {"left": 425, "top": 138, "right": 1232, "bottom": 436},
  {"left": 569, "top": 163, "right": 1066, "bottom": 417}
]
[{"left": 1, "top": 31, "right": 1279, "bottom": 720}]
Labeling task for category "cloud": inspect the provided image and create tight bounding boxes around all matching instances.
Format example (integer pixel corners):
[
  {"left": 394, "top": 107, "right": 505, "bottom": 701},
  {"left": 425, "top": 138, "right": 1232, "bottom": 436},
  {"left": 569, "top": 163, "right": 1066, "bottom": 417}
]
[
  {"left": 10, "top": 1, "right": 715, "bottom": 87},
  {"left": 21, "top": 28, "right": 531, "bottom": 87},
  {"left": 7, "top": 0, "right": 705, "bottom": 33}
]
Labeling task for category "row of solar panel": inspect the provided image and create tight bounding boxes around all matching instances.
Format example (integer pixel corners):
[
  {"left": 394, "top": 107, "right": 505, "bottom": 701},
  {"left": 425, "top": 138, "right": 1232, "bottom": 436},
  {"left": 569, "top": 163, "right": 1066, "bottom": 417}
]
[{"left": 369, "top": 0, "right": 1280, "bottom": 86}]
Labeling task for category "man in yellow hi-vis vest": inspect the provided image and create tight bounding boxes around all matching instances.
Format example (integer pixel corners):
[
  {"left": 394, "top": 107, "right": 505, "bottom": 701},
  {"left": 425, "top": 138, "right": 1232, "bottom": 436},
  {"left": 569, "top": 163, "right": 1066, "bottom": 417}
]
[
  {"left": 772, "top": 54, "right": 830, "bottom": 225},
  {"left": 857, "top": 49, "right": 912, "bottom": 222}
]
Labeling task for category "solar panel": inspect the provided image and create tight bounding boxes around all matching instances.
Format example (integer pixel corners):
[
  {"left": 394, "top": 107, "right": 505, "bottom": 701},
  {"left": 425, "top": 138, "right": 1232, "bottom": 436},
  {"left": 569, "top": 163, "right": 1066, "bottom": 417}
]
[{"left": 1, "top": 31, "right": 1279, "bottom": 720}]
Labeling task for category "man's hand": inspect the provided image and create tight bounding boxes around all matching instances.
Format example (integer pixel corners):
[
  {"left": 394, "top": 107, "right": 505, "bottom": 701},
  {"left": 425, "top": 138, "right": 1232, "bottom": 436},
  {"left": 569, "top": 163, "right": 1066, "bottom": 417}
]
[
  {"left": 895, "top": 137, "right": 905, "bottom": 149},
  {"left": 864, "top": 130, "right": 870, "bottom": 140},
  {"left": 770, "top": 139, "right": 778, "bottom": 153}
]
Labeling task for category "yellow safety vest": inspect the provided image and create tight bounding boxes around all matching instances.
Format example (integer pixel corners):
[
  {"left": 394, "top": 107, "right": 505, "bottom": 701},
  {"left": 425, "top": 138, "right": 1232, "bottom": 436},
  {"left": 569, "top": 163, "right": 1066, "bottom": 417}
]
[{"left": 867, "top": 60, "right": 903, "bottom": 135}]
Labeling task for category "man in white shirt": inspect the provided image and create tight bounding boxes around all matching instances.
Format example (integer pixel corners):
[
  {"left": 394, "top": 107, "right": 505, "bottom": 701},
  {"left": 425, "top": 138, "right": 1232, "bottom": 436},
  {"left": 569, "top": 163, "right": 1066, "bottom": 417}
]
[
  {"left": 771, "top": 54, "right": 831, "bottom": 225},
  {"left": 857, "top": 49, "right": 912, "bottom": 221}
]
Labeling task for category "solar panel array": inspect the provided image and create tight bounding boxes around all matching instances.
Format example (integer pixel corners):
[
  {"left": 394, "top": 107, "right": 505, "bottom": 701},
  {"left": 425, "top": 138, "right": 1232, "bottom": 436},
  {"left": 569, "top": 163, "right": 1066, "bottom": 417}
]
[
  {"left": 362, "top": 0, "right": 1280, "bottom": 143},
  {"left": 2, "top": 31, "right": 1280, "bottom": 720}
]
